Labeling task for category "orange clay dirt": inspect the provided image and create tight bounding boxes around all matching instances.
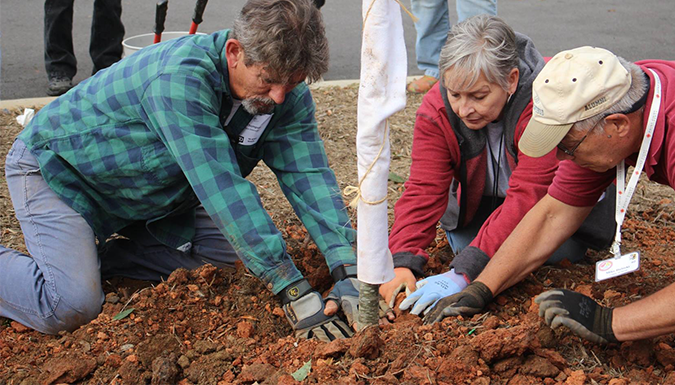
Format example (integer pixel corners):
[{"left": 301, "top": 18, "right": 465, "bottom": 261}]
[{"left": 2, "top": 86, "right": 675, "bottom": 384}]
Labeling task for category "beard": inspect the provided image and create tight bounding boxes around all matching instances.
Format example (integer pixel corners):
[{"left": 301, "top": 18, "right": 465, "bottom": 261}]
[{"left": 241, "top": 97, "right": 276, "bottom": 115}]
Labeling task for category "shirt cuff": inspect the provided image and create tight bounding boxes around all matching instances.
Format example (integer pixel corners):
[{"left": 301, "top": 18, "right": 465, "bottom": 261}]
[
  {"left": 259, "top": 256, "right": 306, "bottom": 295},
  {"left": 325, "top": 246, "right": 358, "bottom": 273},
  {"left": 449, "top": 246, "right": 490, "bottom": 282},
  {"left": 392, "top": 251, "right": 427, "bottom": 277}
]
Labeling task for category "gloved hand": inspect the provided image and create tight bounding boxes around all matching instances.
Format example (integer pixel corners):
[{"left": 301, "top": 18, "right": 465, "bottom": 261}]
[
  {"left": 326, "top": 276, "right": 360, "bottom": 327},
  {"left": 280, "top": 279, "right": 352, "bottom": 341},
  {"left": 535, "top": 289, "right": 617, "bottom": 344},
  {"left": 399, "top": 269, "right": 468, "bottom": 315},
  {"left": 423, "top": 281, "right": 493, "bottom": 324}
]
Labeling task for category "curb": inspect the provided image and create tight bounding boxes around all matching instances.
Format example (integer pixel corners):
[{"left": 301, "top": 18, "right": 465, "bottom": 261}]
[
  {"left": 0, "top": 76, "right": 422, "bottom": 110},
  {"left": 0, "top": 97, "right": 57, "bottom": 110}
]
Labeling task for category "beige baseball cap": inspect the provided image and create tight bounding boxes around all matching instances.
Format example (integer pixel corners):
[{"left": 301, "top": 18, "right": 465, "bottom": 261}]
[{"left": 519, "top": 46, "right": 632, "bottom": 157}]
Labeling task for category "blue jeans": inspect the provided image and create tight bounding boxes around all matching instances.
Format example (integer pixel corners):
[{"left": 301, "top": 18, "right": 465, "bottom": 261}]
[
  {"left": 0, "top": 140, "right": 237, "bottom": 334},
  {"left": 410, "top": 0, "right": 498, "bottom": 78},
  {"left": 446, "top": 196, "right": 587, "bottom": 264}
]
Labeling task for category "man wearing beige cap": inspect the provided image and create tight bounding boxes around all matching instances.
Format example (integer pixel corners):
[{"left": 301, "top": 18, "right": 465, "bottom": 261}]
[{"left": 421, "top": 46, "right": 675, "bottom": 344}]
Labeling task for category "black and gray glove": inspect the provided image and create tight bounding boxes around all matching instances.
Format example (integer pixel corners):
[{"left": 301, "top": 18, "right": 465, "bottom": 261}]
[
  {"left": 326, "top": 265, "right": 359, "bottom": 327},
  {"left": 535, "top": 289, "right": 617, "bottom": 344},
  {"left": 280, "top": 279, "right": 353, "bottom": 342},
  {"left": 423, "top": 281, "right": 493, "bottom": 324}
]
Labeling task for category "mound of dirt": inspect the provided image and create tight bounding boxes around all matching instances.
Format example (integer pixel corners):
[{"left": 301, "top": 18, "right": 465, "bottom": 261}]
[{"left": 2, "top": 86, "right": 675, "bottom": 384}]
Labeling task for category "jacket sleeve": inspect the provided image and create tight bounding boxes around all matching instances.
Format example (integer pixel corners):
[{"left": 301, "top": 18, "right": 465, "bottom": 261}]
[
  {"left": 262, "top": 85, "right": 357, "bottom": 273},
  {"left": 141, "top": 73, "right": 304, "bottom": 295},
  {"left": 389, "top": 91, "right": 460, "bottom": 276},
  {"left": 450, "top": 103, "right": 560, "bottom": 281}
]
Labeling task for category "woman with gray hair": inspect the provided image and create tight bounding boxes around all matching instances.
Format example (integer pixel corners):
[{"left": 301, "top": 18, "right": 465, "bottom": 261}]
[{"left": 380, "top": 15, "right": 615, "bottom": 315}]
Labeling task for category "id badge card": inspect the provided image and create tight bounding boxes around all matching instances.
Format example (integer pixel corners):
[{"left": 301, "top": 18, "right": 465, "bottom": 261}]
[{"left": 595, "top": 251, "right": 641, "bottom": 282}]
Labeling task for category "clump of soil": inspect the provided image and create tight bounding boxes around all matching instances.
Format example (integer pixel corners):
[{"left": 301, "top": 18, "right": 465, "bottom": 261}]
[{"left": 2, "top": 86, "right": 675, "bottom": 384}]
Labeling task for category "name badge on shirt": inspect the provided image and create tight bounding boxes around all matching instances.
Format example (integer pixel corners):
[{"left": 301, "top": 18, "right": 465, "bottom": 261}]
[
  {"left": 595, "top": 251, "right": 641, "bottom": 282},
  {"left": 238, "top": 114, "right": 273, "bottom": 145}
]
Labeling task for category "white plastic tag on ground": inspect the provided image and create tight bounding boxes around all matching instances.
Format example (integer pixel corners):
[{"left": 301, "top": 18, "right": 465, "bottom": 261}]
[{"left": 16, "top": 108, "right": 35, "bottom": 127}]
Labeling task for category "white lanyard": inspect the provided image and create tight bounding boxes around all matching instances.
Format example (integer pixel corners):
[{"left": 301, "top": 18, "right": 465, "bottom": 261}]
[{"left": 611, "top": 69, "right": 662, "bottom": 256}]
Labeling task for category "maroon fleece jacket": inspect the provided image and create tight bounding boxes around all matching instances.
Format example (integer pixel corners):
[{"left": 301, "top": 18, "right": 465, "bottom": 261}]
[{"left": 389, "top": 83, "right": 560, "bottom": 280}]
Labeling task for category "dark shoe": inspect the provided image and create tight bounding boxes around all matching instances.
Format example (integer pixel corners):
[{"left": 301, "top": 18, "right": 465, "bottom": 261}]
[{"left": 47, "top": 73, "right": 73, "bottom": 96}]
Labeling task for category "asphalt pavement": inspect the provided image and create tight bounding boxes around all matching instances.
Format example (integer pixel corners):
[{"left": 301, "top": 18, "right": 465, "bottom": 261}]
[{"left": 1, "top": 0, "right": 674, "bottom": 100}]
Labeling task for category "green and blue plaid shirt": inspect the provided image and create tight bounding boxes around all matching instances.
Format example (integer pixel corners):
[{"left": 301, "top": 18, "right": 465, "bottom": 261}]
[{"left": 19, "top": 29, "right": 356, "bottom": 294}]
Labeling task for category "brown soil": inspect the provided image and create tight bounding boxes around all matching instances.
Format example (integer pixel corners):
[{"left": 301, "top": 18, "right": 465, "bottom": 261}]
[{"left": 2, "top": 86, "right": 675, "bottom": 384}]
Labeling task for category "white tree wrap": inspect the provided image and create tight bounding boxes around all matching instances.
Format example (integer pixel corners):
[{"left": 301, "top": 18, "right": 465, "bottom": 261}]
[{"left": 355, "top": 0, "right": 407, "bottom": 285}]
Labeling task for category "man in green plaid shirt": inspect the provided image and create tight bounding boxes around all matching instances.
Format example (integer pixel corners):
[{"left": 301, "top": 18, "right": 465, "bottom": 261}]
[{"left": 0, "top": 0, "right": 361, "bottom": 341}]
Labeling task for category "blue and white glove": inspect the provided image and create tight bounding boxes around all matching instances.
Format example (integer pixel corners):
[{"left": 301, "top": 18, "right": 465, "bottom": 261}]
[{"left": 399, "top": 269, "right": 468, "bottom": 315}]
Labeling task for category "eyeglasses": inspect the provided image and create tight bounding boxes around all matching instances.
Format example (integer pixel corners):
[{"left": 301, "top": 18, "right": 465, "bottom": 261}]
[{"left": 557, "top": 132, "right": 589, "bottom": 157}]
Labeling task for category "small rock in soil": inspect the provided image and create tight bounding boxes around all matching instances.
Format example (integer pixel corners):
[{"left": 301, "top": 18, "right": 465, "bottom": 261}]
[
  {"left": 564, "top": 369, "right": 587, "bottom": 385},
  {"left": 272, "top": 306, "right": 285, "bottom": 317},
  {"left": 519, "top": 355, "right": 560, "bottom": 378},
  {"left": 401, "top": 365, "right": 435, "bottom": 385},
  {"left": 10, "top": 321, "right": 30, "bottom": 333},
  {"left": 137, "top": 333, "right": 181, "bottom": 366},
  {"left": 509, "top": 374, "right": 540, "bottom": 384},
  {"left": 151, "top": 354, "right": 179, "bottom": 385},
  {"left": 39, "top": 354, "right": 97, "bottom": 384},
  {"left": 237, "top": 363, "right": 276, "bottom": 383},
  {"left": 105, "top": 293, "right": 120, "bottom": 304},
  {"left": 177, "top": 354, "right": 190, "bottom": 369},
  {"left": 348, "top": 325, "right": 382, "bottom": 359},
  {"left": 120, "top": 343, "right": 134, "bottom": 352},
  {"left": 276, "top": 373, "right": 301, "bottom": 385},
  {"left": 349, "top": 360, "right": 370, "bottom": 376},
  {"left": 656, "top": 342, "right": 675, "bottom": 366},
  {"left": 237, "top": 320, "right": 255, "bottom": 338},
  {"left": 194, "top": 339, "right": 218, "bottom": 354},
  {"left": 315, "top": 338, "right": 349, "bottom": 358},
  {"left": 621, "top": 340, "right": 653, "bottom": 366}
]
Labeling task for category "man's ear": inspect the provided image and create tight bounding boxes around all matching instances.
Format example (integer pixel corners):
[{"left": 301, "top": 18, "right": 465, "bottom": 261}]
[
  {"left": 225, "top": 39, "right": 244, "bottom": 68},
  {"left": 604, "top": 113, "right": 632, "bottom": 138}
]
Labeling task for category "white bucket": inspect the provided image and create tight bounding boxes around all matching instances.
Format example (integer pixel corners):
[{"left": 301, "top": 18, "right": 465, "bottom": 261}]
[{"left": 122, "top": 31, "right": 206, "bottom": 57}]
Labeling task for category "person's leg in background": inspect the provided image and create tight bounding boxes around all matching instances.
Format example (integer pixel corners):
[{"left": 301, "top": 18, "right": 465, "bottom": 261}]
[
  {"left": 407, "top": 0, "right": 448, "bottom": 93},
  {"left": 0, "top": 139, "right": 104, "bottom": 334},
  {"left": 446, "top": 195, "right": 588, "bottom": 264},
  {"left": 99, "top": 206, "right": 239, "bottom": 282},
  {"left": 456, "top": 0, "right": 497, "bottom": 24},
  {"left": 445, "top": 196, "right": 501, "bottom": 255},
  {"left": 44, "top": 0, "right": 76, "bottom": 96},
  {"left": 90, "top": 0, "right": 125, "bottom": 75}
]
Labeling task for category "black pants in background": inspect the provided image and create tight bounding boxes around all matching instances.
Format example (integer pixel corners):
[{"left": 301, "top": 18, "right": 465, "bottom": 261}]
[{"left": 44, "top": 0, "right": 125, "bottom": 78}]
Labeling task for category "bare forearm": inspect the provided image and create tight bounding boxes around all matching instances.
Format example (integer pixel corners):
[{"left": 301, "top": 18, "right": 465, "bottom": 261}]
[
  {"left": 613, "top": 282, "right": 675, "bottom": 341},
  {"left": 476, "top": 195, "right": 592, "bottom": 296}
]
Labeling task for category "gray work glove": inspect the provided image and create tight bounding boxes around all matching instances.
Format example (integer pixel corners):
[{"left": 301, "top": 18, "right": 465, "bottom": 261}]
[
  {"left": 280, "top": 279, "right": 352, "bottom": 342},
  {"left": 535, "top": 289, "right": 617, "bottom": 344},
  {"left": 326, "top": 276, "right": 360, "bottom": 327},
  {"left": 423, "top": 281, "right": 493, "bottom": 324}
]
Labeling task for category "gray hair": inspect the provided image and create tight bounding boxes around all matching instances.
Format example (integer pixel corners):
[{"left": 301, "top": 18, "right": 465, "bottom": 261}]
[
  {"left": 571, "top": 57, "right": 649, "bottom": 135},
  {"left": 230, "top": 0, "right": 328, "bottom": 84},
  {"left": 439, "top": 14, "right": 519, "bottom": 91}
]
